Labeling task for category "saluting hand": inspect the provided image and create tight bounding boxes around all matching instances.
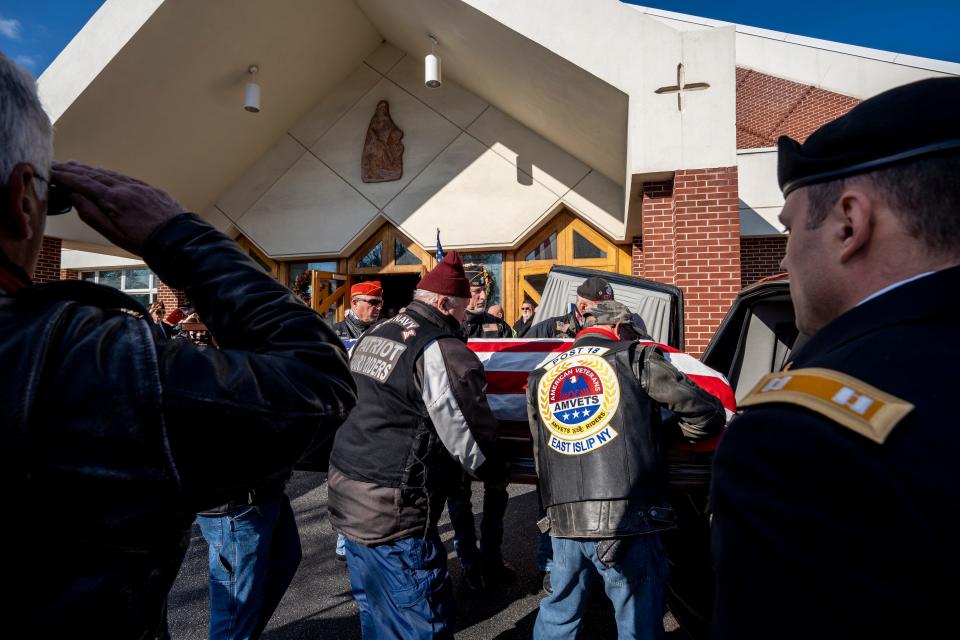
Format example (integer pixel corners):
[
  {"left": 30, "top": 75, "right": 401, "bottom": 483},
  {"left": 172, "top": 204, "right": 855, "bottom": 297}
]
[{"left": 51, "top": 161, "right": 185, "bottom": 256}]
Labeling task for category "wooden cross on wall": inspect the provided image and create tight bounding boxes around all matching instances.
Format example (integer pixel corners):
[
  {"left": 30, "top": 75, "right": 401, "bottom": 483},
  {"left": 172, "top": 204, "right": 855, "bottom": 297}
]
[{"left": 655, "top": 63, "right": 710, "bottom": 111}]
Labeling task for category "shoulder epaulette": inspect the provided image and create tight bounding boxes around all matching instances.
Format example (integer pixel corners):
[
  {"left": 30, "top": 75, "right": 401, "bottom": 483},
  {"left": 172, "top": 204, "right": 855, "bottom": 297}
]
[{"left": 739, "top": 367, "right": 914, "bottom": 444}]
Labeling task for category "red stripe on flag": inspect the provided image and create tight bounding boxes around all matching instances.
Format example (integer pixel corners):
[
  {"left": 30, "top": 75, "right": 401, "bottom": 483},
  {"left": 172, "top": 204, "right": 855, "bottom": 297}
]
[
  {"left": 485, "top": 371, "right": 530, "bottom": 395},
  {"left": 686, "top": 374, "right": 737, "bottom": 412},
  {"left": 468, "top": 340, "right": 570, "bottom": 353}
]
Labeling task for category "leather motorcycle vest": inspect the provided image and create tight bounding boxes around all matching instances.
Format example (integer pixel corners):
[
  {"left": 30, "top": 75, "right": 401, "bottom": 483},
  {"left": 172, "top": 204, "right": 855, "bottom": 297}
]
[
  {"left": 529, "top": 336, "right": 668, "bottom": 509},
  {"left": 330, "top": 304, "right": 459, "bottom": 492}
]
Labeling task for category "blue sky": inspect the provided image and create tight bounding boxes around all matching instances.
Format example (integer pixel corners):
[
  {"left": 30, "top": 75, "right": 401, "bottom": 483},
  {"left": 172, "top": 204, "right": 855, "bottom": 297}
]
[
  {"left": 0, "top": 0, "right": 957, "bottom": 78},
  {"left": 0, "top": 0, "right": 104, "bottom": 76},
  {"left": 626, "top": 1, "right": 960, "bottom": 63}
]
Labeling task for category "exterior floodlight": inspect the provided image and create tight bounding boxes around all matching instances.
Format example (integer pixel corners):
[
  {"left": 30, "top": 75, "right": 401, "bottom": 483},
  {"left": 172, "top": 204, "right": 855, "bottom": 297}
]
[
  {"left": 425, "top": 36, "right": 441, "bottom": 88},
  {"left": 244, "top": 65, "right": 261, "bottom": 113}
]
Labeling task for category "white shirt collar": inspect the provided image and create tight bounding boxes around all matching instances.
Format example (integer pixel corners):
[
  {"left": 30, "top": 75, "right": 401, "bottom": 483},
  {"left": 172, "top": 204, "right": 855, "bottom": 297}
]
[{"left": 856, "top": 271, "right": 935, "bottom": 307}]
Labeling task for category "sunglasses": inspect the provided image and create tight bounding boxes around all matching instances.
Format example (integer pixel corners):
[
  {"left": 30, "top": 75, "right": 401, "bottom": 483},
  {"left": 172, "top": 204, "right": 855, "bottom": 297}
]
[
  {"left": 34, "top": 175, "right": 73, "bottom": 216},
  {"left": 356, "top": 297, "right": 383, "bottom": 305}
]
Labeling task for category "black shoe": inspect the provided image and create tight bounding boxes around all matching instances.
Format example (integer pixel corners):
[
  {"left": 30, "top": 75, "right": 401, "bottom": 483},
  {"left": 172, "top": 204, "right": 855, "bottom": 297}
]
[
  {"left": 482, "top": 559, "right": 517, "bottom": 585},
  {"left": 463, "top": 565, "right": 486, "bottom": 592},
  {"left": 541, "top": 571, "right": 553, "bottom": 595}
]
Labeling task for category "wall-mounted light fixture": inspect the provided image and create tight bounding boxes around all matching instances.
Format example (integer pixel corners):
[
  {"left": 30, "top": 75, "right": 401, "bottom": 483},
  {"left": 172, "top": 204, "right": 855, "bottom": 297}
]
[
  {"left": 244, "top": 65, "right": 261, "bottom": 113},
  {"left": 424, "top": 35, "right": 441, "bottom": 89}
]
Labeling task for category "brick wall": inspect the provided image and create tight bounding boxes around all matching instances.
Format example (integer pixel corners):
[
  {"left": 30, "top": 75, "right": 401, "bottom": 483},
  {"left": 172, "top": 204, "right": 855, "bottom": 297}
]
[
  {"left": 34, "top": 237, "right": 62, "bottom": 283},
  {"left": 736, "top": 67, "right": 860, "bottom": 148},
  {"left": 740, "top": 236, "right": 787, "bottom": 288},
  {"left": 636, "top": 167, "right": 740, "bottom": 356},
  {"left": 60, "top": 268, "right": 79, "bottom": 280},
  {"left": 636, "top": 180, "right": 676, "bottom": 283},
  {"left": 158, "top": 281, "right": 189, "bottom": 310}
]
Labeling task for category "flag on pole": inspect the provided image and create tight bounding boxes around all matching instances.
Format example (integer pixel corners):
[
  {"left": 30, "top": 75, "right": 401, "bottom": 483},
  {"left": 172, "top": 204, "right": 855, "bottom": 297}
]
[{"left": 435, "top": 228, "right": 445, "bottom": 262}]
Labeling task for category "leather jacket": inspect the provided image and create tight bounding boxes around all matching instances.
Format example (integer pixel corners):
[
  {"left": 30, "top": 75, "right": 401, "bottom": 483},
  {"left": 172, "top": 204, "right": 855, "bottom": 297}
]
[
  {"left": 528, "top": 329, "right": 725, "bottom": 539},
  {"left": 0, "top": 214, "right": 357, "bottom": 637}
]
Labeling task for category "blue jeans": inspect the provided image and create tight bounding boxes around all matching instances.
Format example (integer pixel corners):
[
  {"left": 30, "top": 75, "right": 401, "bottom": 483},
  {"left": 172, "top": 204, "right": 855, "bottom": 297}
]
[
  {"left": 536, "top": 488, "right": 553, "bottom": 573},
  {"left": 197, "top": 492, "right": 302, "bottom": 640},
  {"left": 344, "top": 528, "right": 455, "bottom": 640},
  {"left": 534, "top": 535, "right": 669, "bottom": 640},
  {"left": 446, "top": 477, "right": 508, "bottom": 568}
]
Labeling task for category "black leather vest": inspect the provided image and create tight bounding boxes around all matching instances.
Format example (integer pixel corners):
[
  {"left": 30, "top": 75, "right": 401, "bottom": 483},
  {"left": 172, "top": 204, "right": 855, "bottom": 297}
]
[
  {"left": 529, "top": 335, "right": 668, "bottom": 509},
  {"left": 330, "top": 303, "right": 459, "bottom": 492}
]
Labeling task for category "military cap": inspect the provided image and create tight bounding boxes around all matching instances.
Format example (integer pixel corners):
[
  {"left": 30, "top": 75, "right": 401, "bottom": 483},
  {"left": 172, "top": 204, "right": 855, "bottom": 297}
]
[
  {"left": 583, "top": 300, "right": 631, "bottom": 326},
  {"left": 464, "top": 263, "right": 487, "bottom": 288},
  {"left": 576, "top": 276, "right": 614, "bottom": 302},
  {"left": 778, "top": 77, "right": 960, "bottom": 196}
]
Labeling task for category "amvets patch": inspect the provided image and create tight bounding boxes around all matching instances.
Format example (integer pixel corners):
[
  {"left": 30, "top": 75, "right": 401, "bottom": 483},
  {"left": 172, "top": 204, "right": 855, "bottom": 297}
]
[{"left": 537, "top": 346, "right": 621, "bottom": 455}]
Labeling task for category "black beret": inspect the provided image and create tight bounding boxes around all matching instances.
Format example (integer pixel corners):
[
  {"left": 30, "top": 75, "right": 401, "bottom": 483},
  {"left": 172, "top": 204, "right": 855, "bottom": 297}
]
[
  {"left": 778, "top": 77, "right": 960, "bottom": 196},
  {"left": 576, "top": 276, "right": 614, "bottom": 302}
]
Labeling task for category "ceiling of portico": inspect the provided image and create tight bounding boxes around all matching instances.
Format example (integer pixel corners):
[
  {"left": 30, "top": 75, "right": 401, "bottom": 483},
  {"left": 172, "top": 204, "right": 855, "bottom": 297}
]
[
  {"left": 45, "top": 0, "right": 382, "bottom": 245},
  {"left": 43, "top": 0, "right": 631, "bottom": 251},
  {"left": 354, "top": 0, "right": 628, "bottom": 186}
]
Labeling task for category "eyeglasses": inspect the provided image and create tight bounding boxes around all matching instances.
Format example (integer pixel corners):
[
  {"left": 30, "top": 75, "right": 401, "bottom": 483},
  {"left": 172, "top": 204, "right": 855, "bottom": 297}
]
[
  {"left": 356, "top": 297, "right": 383, "bottom": 306},
  {"left": 521, "top": 306, "right": 533, "bottom": 312}
]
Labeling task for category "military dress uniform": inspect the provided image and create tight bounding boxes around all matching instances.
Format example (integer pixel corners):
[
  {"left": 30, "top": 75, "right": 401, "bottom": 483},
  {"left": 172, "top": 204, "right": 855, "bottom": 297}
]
[
  {"left": 711, "top": 267, "right": 960, "bottom": 638},
  {"left": 710, "top": 77, "right": 960, "bottom": 639}
]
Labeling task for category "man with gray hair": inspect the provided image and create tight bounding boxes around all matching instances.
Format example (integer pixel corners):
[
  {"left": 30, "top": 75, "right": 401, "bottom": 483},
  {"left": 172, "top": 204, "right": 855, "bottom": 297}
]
[
  {"left": 328, "top": 250, "right": 509, "bottom": 639},
  {"left": 0, "top": 54, "right": 357, "bottom": 636}
]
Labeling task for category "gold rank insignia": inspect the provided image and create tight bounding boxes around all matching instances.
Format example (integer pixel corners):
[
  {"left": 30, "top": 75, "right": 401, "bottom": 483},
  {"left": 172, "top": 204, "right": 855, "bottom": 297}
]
[{"left": 739, "top": 367, "right": 914, "bottom": 444}]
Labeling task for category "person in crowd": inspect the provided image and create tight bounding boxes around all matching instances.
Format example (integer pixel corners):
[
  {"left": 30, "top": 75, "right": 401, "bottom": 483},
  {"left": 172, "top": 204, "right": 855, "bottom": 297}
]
[
  {"left": 488, "top": 303, "right": 504, "bottom": 319},
  {"left": 448, "top": 265, "right": 515, "bottom": 590},
  {"left": 330, "top": 280, "right": 383, "bottom": 561},
  {"left": 0, "top": 54, "right": 356, "bottom": 637},
  {"left": 189, "top": 323, "right": 302, "bottom": 640},
  {"left": 710, "top": 77, "right": 960, "bottom": 639},
  {"left": 327, "top": 250, "right": 509, "bottom": 639},
  {"left": 513, "top": 300, "right": 536, "bottom": 337},
  {"left": 529, "top": 301, "right": 725, "bottom": 639},
  {"left": 148, "top": 300, "right": 175, "bottom": 338},
  {"left": 461, "top": 264, "right": 512, "bottom": 338},
  {"left": 527, "top": 276, "right": 614, "bottom": 338},
  {"left": 333, "top": 280, "right": 383, "bottom": 339},
  {"left": 148, "top": 300, "right": 165, "bottom": 323}
]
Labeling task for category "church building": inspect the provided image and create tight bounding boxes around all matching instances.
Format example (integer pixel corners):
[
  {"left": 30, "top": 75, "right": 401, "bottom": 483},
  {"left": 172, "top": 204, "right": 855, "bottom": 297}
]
[{"left": 36, "top": 0, "right": 959, "bottom": 354}]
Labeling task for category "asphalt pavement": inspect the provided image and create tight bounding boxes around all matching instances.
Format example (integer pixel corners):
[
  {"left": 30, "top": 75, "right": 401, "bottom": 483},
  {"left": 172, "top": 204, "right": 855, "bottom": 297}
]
[{"left": 166, "top": 472, "right": 636, "bottom": 639}]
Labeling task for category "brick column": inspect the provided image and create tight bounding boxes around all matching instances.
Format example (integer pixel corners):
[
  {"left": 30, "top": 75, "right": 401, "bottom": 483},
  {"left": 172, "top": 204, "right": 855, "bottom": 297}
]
[
  {"left": 34, "top": 237, "right": 62, "bottom": 283},
  {"left": 60, "top": 269, "right": 80, "bottom": 280},
  {"left": 157, "top": 281, "right": 189, "bottom": 310},
  {"left": 636, "top": 167, "right": 741, "bottom": 356}
]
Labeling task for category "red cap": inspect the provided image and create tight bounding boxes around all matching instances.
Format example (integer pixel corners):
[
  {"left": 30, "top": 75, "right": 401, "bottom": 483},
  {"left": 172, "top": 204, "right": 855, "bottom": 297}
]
[
  {"left": 417, "top": 250, "right": 471, "bottom": 298},
  {"left": 165, "top": 308, "right": 186, "bottom": 325},
  {"left": 351, "top": 280, "right": 383, "bottom": 298}
]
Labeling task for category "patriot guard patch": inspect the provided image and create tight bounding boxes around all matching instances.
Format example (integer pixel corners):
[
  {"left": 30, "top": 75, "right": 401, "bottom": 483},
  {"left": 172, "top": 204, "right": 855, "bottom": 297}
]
[
  {"left": 537, "top": 346, "right": 621, "bottom": 455},
  {"left": 350, "top": 336, "right": 407, "bottom": 382}
]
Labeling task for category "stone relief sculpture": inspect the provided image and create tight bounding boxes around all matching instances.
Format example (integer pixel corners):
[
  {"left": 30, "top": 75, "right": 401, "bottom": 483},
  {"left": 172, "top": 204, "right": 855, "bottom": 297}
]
[{"left": 361, "top": 100, "right": 404, "bottom": 183}]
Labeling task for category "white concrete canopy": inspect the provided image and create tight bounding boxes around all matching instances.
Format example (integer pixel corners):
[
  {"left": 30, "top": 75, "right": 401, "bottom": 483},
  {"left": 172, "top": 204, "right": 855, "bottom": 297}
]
[{"left": 40, "top": 0, "right": 739, "bottom": 256}]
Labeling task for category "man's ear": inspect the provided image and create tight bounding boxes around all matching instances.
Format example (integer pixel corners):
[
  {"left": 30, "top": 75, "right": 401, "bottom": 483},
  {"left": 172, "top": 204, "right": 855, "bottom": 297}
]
[
  {"left": 2, "top": 163, "right": 42, "bottom": 240},
  {"left": 837, "top": 188, "right": 875, "bottom": 264}
]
